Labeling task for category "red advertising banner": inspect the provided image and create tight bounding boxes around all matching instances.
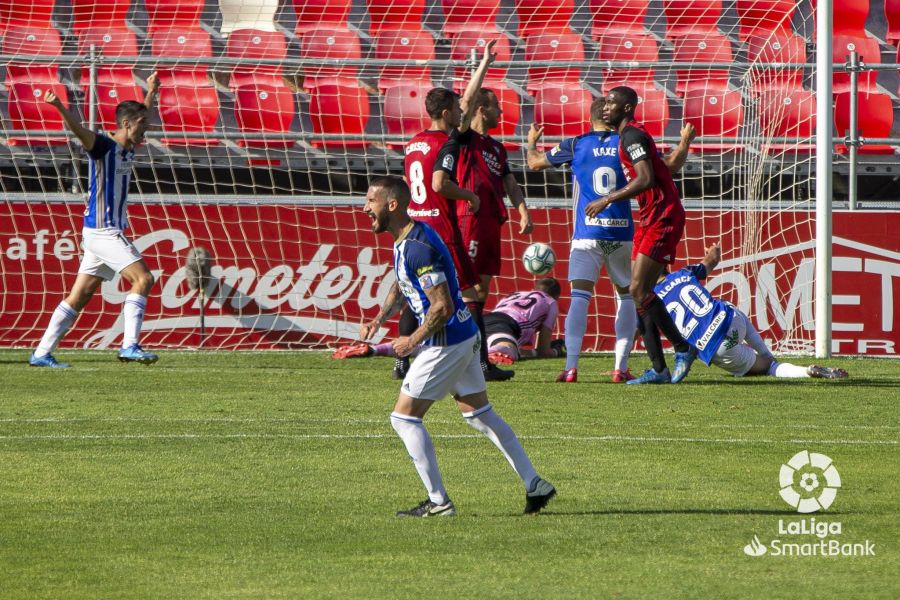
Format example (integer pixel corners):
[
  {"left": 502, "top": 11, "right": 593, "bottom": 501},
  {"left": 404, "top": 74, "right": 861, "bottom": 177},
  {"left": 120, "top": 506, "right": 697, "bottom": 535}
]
[{"left": 1, "top": 202, "right": 898, "bottom": 355}]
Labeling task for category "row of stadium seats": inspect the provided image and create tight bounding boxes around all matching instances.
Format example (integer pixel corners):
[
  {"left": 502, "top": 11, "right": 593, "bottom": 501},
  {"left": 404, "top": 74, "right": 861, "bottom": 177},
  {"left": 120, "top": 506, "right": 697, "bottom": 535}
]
[
  {"left": 2, "top": 22, "right": 894, "bottom": 97},
  {"left": 5, "top": 76, "right": 893, "bottom": 154},
  {"left": 1, "top": 0, "right": 896, "bottom": 49}
]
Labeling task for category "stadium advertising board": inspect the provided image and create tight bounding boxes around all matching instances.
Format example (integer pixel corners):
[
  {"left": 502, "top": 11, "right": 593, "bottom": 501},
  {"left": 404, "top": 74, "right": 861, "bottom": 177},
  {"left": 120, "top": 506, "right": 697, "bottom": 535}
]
[{"left": 1, "top": 204, "right": 897, "bottom": 355}]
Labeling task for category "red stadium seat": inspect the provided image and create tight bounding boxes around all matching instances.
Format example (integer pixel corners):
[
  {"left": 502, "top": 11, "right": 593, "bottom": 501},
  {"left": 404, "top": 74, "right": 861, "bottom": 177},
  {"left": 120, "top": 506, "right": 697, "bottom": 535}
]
[
  {"left": 633, "top": 85, "right": 669, "bottom": 139},
  {"left": 662, "top": 0, "right": 722, "bottom": 40},
  {"left": 589, "top": 0, "right": 649, "bottom": 39},
  {"left": 450, "top": 28, "right": 511, "bottom": 84},
  {"left": 745, "top": 33, "right": 806, "bottom": 95},
  {"left": 2, "top": 25, "right": 62, "bottom": 83},
  {"left": 735, "top": 0, "right": 795, "bottom": 42},
  {"left": 234, "top": 84, "right": 296, "bottom": 148},
  {"left": 293, "top": 0, "right": 351, "bottom": 36},
  {"left": 525, "top": 32, "right": 585, "bottom": 94},
  {"left": 441, "top": 0, "right": 500, "bottom": 37},
  {"left": 77, "top": 28, "right": 139, "bottom": 89},
  {"left": 374, "top": 29, "right": 434, "bottom": 91},
  {"left": 299, "top": 27, "right": 362, "bottom": 91},
  {"left": 71, "top": 0, "right": 129, "bottom": 35},
  {"left": 887, "top": 0, "right": 900, "bottom": 45},
  {"left": 0, "top": 0, "right": 53, "bottom": 33},
  {"left": 533, "top": 84, "right": 591, "bottom": 139},
  {"left": 367, "top": 0, "right": 426, "bottom": 35},
  {"left": 308, "top": 81, "right": 371, "bottom": 148},
  {"left": 834, "top": 91, "right": 895, "bottom": 154},
  {"left": 150, "top": 29, "right": 219, "bottom": 145},
  {"left": 515, "top": 0, "right": 575, "bottom": 38},
  {"left": 94, "top": 82, "right": 144, "bottom": 130},
  {"left": 6, "top": 80, "right": 69, "bottom": 145},
  {"left": 682, "top": 84, "right": 744, "bottom": 152},
  {"left": 673, "top": 32, "right": 732, "bottom": 96},
  {"left": 226, "top": 29, "right": 288, "bottom": 88},
  {"left": 832, "top": 34, "right": 880, "bottom": 94},
  {"left": 756, "top": 87, "right": 816, "bottom": 153},
  {"left": 383, "top": 83, "right": 431, "bottom": 138},
  {"left": 597, "top": 31, "right": 658, "bottom": 93},
  {"left": 144, "top": 0, "right": 204, "bottom": 35}
]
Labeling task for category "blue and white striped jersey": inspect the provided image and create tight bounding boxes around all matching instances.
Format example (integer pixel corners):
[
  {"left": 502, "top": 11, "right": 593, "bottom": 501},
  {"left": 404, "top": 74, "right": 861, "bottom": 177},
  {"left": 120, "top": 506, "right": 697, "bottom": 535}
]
[
  {"left": 653, "top": 264, "right": 735, "bottom": 365},
  {"left": 393, "top": 221, "right": 477, "bottom": 347},
  {"left": 83, "top": 134, "right": 135, "bottom": 230},
  {"left": 545, "top": 130, "right": 633, "bottom": 242}
]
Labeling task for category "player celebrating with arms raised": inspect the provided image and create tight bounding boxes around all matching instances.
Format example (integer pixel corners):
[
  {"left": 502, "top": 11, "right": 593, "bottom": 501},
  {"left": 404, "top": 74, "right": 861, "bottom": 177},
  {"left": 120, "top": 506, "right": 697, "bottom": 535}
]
[
  {"left": 30, "top": 74, "right": 161, "bottom": 368},
  {"left": 397, "top": 40, "right": 504, "bottom": 380},
  {"left": 586, "top": 86, "right": 698, "bottom": 384},
  {"left": 360, "top": 176, "right": 556, "bottom": 517}
]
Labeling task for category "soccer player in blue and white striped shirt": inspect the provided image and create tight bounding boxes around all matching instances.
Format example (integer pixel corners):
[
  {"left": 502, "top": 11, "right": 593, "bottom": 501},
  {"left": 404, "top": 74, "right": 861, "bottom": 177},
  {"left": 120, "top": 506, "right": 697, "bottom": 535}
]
[
  {"left": 30, "top": 73, "right": 161, "bottom": 368},
  {"left": 359, "top": 176, "right": 556, "bottom": 517}
]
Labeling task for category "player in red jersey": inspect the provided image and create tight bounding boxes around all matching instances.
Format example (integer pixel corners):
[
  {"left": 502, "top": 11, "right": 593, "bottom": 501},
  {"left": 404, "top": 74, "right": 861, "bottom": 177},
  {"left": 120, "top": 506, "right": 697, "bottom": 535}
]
[
  {"left": 585, "top": 85, "right": 699, "bottom": 385},
  {"left": 396, "top": 41, "right": 512, "bottom": 380},
  {"left": 437, "top": 89, "right": 533, "bottom": 380}
]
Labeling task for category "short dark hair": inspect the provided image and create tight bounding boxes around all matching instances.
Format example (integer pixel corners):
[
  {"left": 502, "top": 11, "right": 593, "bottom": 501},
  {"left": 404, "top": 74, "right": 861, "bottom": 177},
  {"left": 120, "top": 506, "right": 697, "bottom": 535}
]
[
  {"left": 472, "top": 88, "right": 497, "bottom": 113},
  {"left": 537, "top": 277, "right": 561, "bottom": 299},
  {"left": 590, "top": 97, "right": 606, "bottom": 122},
  {"left": 370, "top": 175, "right": 411, "bottom": 208},
  {"left": 424, "top": 88, "right": 458, "bottom": 120},
  {"left": 115, "top": 101, "right": 147, "bottom": 127},
  {"left": 609, "top": 86, "right": 639, "bottom": 111}
]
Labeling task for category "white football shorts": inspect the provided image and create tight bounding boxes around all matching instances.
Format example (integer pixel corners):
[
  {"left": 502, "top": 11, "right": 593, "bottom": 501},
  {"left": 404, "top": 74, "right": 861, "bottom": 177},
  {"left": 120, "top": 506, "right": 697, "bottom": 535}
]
[
  {"left": 710, "top": 310, "right": 757, "bottom": 376},
  {"left": 568, "top": 239, "right": 632, "bottom": 288},
  {"left": 401, "top": 334, "right": 486, "bottom": 401},
  {"left": 78, "top": 227, "right": 144, "bottom": 281}
]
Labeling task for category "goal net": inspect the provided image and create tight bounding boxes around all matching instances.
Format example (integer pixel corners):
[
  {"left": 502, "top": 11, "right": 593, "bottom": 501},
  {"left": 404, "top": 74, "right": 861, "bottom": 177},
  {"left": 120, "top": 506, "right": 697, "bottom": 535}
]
[{"left": 0, "top": 0, "right": 822, "bottom": 354}]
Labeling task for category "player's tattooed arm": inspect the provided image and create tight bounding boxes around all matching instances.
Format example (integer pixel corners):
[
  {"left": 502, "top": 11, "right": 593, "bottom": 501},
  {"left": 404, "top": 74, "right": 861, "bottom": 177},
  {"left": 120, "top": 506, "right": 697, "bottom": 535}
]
[
  {"left": 394, "top": 282, "right": 453, "bottom": 356},
  {"left": 664, "top": 122, "right": 695, "bottom": 174},
  {"left": 360, "top": 282, "right": 405, "bottom": 341},
  {"left": 143, "top": 72, "right": 160, "bottom": 112},
  {"left": 459, "top": 39, "right": 497, "bottom": 133}
]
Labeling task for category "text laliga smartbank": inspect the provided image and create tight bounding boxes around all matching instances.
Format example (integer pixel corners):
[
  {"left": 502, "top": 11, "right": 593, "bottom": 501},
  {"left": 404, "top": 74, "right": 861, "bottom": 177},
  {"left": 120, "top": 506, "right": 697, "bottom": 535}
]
[{"left": 769, "top": 519, "right": 875, "bottom": 557}]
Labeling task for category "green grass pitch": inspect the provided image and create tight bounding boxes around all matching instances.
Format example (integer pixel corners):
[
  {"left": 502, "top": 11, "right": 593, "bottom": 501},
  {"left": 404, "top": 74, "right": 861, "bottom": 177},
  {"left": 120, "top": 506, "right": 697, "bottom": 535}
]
[{"left": 0, "top": 349, "right": 897, "bottom": 598}]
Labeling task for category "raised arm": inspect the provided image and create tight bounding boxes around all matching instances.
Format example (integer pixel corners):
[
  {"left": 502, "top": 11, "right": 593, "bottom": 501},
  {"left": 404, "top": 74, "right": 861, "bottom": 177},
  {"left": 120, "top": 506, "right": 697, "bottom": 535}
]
[
  {"left": 504, "top": 173, "right": 532, "bottom": 234},
  {"left": 143, "top": 72, "right": 160, "bottom": 113},
  {"left": 459, "top": 39, "right": 497, "bottom": 134},
  {"left": 43, "top": 91, "right": 96, "bottom": 151},
  {"left": 701, "top": 242, "right": 721, "bottom": 273},
  {"left": 664, "top": 122, "right": 695, "bottom": 174},
  {"left": 526, "top": 124, "right": 552, "bottom": 171}
]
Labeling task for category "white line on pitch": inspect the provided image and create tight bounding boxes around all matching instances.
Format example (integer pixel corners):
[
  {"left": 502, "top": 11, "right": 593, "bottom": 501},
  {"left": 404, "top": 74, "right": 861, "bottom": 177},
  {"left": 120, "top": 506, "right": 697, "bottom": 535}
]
[{"left": 0, "top": 433, "right": 895, "bottom": 445}]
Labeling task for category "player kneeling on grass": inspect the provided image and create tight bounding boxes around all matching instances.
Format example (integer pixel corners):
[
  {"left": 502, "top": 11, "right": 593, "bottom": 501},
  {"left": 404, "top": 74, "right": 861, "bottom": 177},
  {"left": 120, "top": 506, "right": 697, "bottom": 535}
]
[
  {"left": 334, "top": 277, "right": 564, "bottom": 366},
  {"left": 360, "top": 176, "right": 556, "bottom": 517},
  {"left": 30, "top": 75, "right": 161, "bottom": 368},
  {"left": 655, "top": 243, "right": 849, "bottom": 380}
]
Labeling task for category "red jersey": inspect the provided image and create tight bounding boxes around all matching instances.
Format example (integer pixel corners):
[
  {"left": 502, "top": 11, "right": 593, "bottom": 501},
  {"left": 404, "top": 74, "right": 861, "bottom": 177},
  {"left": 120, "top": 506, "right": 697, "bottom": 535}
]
[
  {"left": 618, "top": 120, "right": 683, "bottom": 228},
  {"left": 440, "top": 129, "right": 510, "bottom": 224},
  {"left": 403, "top": 129, "right": 460, "bottom": 242}
]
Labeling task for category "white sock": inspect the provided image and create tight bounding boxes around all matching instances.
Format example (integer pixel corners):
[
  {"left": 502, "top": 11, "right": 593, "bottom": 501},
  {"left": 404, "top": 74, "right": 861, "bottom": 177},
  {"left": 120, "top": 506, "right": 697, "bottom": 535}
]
[
  {"left": 35, "top": 301, "right": 79, "bottom": 358},
  {"left": 614, "top": 293, "right": 637, "bottom": 372},
  {"left": 390, "top": 413, "right": 449, "bottom": 504},
  {"left": 122, "top": 293, "right": 147, "bottom": 348},
  {"left": 463, "top": 404, "right": 538, "bottom": 490},
  {"left": 564, "top": 290, "right": 591, "bottom": 371},
  {"left": 769, "top": 361, "right": 810, "bottom": 378},
  {"left": 488, "top": 344, "right": 518, "bottom": 362}
]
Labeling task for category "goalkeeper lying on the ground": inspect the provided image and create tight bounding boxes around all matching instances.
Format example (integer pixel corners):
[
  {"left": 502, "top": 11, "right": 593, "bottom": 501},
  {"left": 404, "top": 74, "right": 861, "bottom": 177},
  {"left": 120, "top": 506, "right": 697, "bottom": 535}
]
[
  {"left": 334, "top": 277, "right": 565, "bottom": 365},
  {"left": 654, "top": 243, "right": 848, "bottom": 379}
]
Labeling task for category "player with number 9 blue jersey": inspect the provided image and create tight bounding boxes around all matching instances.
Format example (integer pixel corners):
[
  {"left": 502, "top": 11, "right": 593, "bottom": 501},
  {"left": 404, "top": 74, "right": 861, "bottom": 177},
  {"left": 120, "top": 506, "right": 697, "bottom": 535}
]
[
  {"left": 653, "top": 264, "right": 735, "bottom": 365},
  {"left": 546, "top": 131, "right": 633, "bottom": 242}
]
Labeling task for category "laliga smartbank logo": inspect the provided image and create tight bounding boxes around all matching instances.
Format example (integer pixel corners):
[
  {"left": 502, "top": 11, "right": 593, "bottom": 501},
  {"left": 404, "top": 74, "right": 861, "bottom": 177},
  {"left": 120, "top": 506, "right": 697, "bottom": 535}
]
[{"left": 742, "top": 451, "right": 876, "bottom": 558}]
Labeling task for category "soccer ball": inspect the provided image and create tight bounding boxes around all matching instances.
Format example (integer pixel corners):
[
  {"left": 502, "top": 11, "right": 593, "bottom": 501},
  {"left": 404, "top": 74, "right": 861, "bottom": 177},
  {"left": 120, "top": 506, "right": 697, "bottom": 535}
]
[{"left": 522, "top": 242, "right": 556, "bottom": 276}]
